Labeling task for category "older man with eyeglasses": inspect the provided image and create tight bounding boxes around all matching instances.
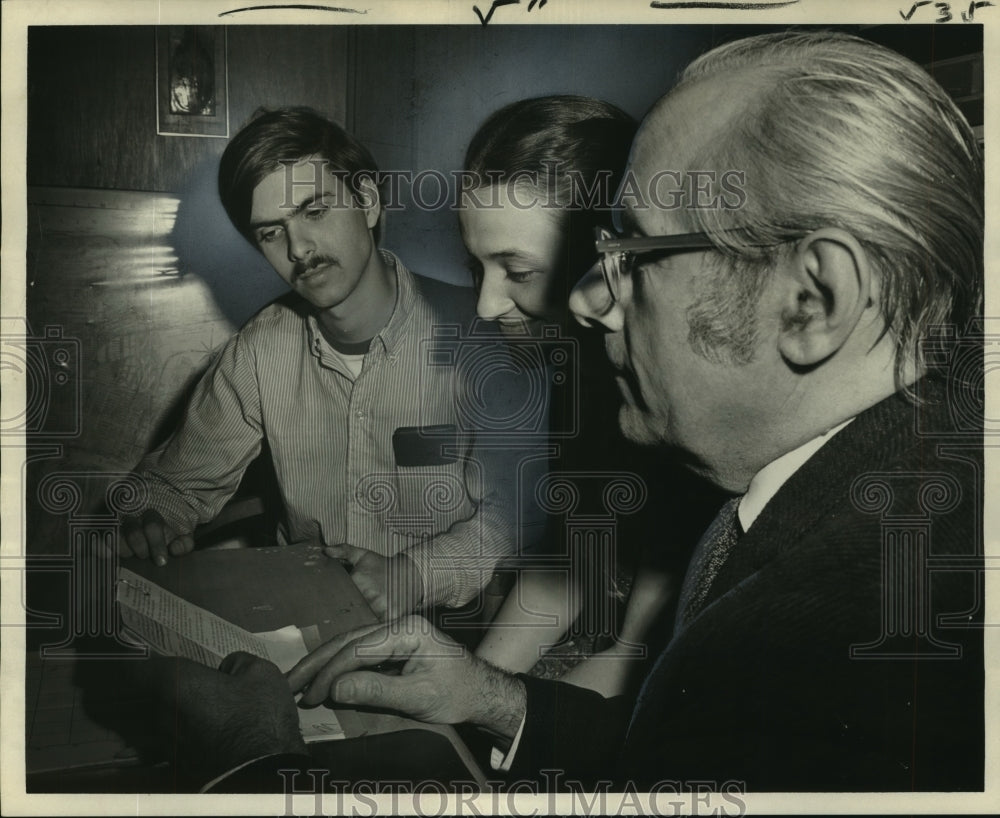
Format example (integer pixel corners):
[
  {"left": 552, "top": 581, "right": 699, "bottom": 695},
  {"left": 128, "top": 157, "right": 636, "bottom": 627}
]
[{"left": 155, "top": 31, "right": 985, "bottom": 793}]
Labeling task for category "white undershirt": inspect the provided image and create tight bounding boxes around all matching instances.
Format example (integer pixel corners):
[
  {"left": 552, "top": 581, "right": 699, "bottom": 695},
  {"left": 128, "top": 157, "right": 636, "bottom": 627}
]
[{"left": 328, "top": 347, "right": 366, "bottom": 380}]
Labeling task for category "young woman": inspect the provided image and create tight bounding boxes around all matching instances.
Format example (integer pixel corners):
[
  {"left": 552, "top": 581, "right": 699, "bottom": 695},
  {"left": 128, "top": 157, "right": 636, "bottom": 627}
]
[{"left": 460, "top": 96, "right": 722, "bottom": 696}]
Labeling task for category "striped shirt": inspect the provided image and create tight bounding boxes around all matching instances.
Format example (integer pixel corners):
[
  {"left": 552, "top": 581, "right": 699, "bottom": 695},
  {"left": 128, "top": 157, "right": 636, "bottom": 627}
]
[{"left": 136, "top": 252, "right": 519, "bottom": 607}]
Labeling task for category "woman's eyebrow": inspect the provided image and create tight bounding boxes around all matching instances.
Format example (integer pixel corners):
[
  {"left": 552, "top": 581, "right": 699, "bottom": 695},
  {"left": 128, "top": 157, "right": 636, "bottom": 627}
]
[{"left": 486, "top": 249, "right": 546, "bottom": 264}]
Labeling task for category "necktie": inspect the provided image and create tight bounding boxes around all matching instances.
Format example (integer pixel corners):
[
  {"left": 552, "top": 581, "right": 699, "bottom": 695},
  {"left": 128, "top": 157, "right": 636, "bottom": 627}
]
[
  {"left": 674, "top": 495, "right": 743, "bottom": 631},
  {"left": 625, "top": 496, "right": 743, "bottom": 745}
]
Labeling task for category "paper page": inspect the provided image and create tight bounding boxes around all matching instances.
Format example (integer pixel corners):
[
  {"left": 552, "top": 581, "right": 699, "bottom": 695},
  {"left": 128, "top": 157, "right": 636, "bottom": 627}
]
[
  {"left": 254, "top": 625, "right": 345, "bottom": 744},
  {"left": 117, "top": 568, "right": 271, "bottom": 665},
  {"left": 116, "top": 567, "right": 343, "bottom": 741}
]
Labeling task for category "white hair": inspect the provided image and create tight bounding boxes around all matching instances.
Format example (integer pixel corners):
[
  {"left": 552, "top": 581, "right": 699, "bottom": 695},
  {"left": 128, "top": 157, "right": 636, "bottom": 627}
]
[{"left": 676, "top": 31, "right": 983, "bottom": 385}]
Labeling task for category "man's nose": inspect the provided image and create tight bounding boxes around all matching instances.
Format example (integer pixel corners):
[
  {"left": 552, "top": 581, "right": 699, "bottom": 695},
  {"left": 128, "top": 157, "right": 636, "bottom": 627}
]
[
  {"left": 286, "top": 221, "right": 315, "bottom": 263},
  {"left": 569, "top": 261, "right": 624, "bottom": 332},
  {"left": 476, "top": 270, "right": 515, "bottom": 321}
]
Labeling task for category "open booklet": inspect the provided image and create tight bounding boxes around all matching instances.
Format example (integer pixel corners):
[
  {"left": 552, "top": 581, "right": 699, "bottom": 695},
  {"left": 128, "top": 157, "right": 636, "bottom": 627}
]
[{"left": 116, "top": 566, "right": 345, "bottom": 742}]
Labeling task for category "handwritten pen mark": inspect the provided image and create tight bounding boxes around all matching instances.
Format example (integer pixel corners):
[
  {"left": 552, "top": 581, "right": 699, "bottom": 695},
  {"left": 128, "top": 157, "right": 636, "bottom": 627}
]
[
  {"left": 651, "top": 1, "right": 800, "bottom": 8},
  {"left": 527, "top": 0, "right": 548, "bottom": 10},
  {"left": 219, "top": 4, "right": 366, "bottom": 17},
  {"left": 962, "top": 0, "right": 994, "bottom": 20},
  {"left": 900, "top": 0, "right": 933, "bottom": 19},
  {"left": 473, "top": 0, "right": 521, "bottom": 26}
]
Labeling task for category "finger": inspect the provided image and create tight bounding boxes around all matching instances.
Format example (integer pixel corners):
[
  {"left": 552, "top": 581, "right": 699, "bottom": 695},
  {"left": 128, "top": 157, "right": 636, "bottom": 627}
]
[
  {"left": 380, "top": 587, "right": 416, "bottom": 619},
  {"left": 296, "top": 627, "right": 418, "bottom": 707},
  {"left": 323, "top": 543, "right": 366, "bottom": 564},
  {"left": 120, "top": 523, "right": 147, "bottom": 559},
  {"left": 219, "top": 650, "right": 260, "bottom": 675},
  {"left": 349, "top": 570, "right": 379, "bottom": 600},
  {"left": 286, "top": 621, "right": 385, "bottom": 694},
  {"left": 348, "top": 575, "right": 389, "bottom": 621},
  {"left": 364, "top": 591, "right": 390, "bottom": 621},
  {"left": 331, "top": 670, "right": 416, "bottom": 712},
  {"left": 333, "top": 670, "right": 443, "bottom": 723},
  {"left": 384, "top": 562, "right": 423, "bottom": 619},
  {"left": 141, "top": 510, "right": 171, "bottom": 567},
  {"left": 168, "top": 533, "right": 195, "bottom": 556},
  {"left": 300, "top": 624, "right": 426, "bottom": 706},
  {"left": 347, "top": 565, "right": 391, "bottom": 620}
]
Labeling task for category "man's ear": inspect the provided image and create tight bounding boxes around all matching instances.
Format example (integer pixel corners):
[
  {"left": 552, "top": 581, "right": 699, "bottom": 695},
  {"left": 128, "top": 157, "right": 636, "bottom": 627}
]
[
  {"left": 777, "top": 227, "right": 874, "bottom": 367},
  {"left": 355, "top": 175, "right": 381, "bottom": 230}
]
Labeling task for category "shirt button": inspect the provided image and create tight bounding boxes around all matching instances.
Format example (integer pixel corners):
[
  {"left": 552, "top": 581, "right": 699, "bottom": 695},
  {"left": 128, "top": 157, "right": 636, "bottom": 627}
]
[{"left": 356, "top": 410, "right": 365, "bottom": 420}]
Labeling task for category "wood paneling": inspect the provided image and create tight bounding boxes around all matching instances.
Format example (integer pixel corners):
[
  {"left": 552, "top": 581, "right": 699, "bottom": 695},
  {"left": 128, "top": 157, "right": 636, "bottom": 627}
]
[
  {"left": 26, "top": 188, "right": 240, "bottom": 468},
  {"left": 23, "top": 184, "right": 292, "bottom": 555},
  {"left": 27, "top": 26, "right": 348, "bottom": 192}
]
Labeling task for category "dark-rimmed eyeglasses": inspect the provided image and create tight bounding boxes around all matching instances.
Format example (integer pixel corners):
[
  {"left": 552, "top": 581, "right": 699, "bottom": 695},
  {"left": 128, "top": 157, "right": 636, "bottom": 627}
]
[{"left": 594, "top": 226, "right": 726, "bottom": 304}]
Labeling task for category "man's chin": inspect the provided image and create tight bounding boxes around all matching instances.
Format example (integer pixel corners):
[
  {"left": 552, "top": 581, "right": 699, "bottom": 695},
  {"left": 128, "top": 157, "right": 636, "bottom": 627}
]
[{"left": 299, "top": 286, "right": 347, "bottom": 311}]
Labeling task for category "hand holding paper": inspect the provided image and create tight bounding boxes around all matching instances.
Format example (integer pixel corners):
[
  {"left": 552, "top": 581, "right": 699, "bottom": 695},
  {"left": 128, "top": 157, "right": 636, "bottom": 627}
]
[
  {"left": 117, "top": 567, "right": 345, "bottom": 743},
  {"left": 323, "top": 544, "right": 425, "bottom": 620},
  {"left": 141, "top": 651, "right": 306, "bottom": 784},
  {"left": 119, "top": 509, "right": 195, "bottom": 566}
]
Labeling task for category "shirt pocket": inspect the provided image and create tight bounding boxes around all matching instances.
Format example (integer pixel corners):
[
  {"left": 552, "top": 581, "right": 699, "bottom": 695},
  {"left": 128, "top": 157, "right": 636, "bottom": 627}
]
[
  {"left": 355, "top": 425, "right": 475, "bottom": 540},
  {"left": 392, "top": 459, "right": 474, "bottom": 536}
]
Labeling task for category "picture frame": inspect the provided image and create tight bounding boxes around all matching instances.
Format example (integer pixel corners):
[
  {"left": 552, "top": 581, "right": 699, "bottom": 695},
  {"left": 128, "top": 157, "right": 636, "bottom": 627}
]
[{"left": 155, "top": 25, "right": 228, "bottom": 138}]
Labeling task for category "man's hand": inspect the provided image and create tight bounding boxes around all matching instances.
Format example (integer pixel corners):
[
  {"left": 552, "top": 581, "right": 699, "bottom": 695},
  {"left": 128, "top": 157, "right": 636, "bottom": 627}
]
[
  {"left": 142, "top": 652, "right": 306, "bottom": 786},
  {"left": 287, "top": 615, "right": 526, "bottom": 739},
  {"left": 324, "top": 544, "right": 425, "bottom": 620},
  {"left": 119, "top": 509, "right": 194, "bottom": 566}
]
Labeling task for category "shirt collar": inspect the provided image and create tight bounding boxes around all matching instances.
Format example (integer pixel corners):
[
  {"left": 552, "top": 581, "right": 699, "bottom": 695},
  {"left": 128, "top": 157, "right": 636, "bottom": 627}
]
[
  {"left": 306, "top": 249, "right": 415, "bottom": 357},
  {"left": 374, "top": 250, "right": 417, "bottom": 353},
  {"left": 738, "top": 417, "right": 854, "bottom": 532}
]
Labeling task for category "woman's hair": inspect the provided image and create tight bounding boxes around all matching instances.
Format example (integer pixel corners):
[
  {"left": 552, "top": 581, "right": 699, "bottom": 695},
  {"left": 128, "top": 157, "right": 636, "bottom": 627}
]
[
  {"left": 463, "top": 95, "right": 637, "bottom": 279},
  {"left": 219, "top": 106, "right": 385, "bottom": 245}
]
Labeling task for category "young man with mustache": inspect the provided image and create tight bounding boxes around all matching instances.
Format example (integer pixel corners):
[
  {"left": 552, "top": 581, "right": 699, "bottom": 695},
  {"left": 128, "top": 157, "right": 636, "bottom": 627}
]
[{"left": 120, "top": 107, "right": 515, "bottom": 619}]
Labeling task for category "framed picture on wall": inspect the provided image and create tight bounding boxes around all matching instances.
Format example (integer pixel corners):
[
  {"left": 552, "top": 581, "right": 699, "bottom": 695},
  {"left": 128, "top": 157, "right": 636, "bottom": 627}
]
[{"left": 155, "top": 25, "right": 228, "bottom": 137}]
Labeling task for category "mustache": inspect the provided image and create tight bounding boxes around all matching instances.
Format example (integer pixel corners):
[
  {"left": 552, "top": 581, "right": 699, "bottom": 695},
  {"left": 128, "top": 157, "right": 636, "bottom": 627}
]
[{"left": 293, "top": 255, "right": 337, "bottom": 278}]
